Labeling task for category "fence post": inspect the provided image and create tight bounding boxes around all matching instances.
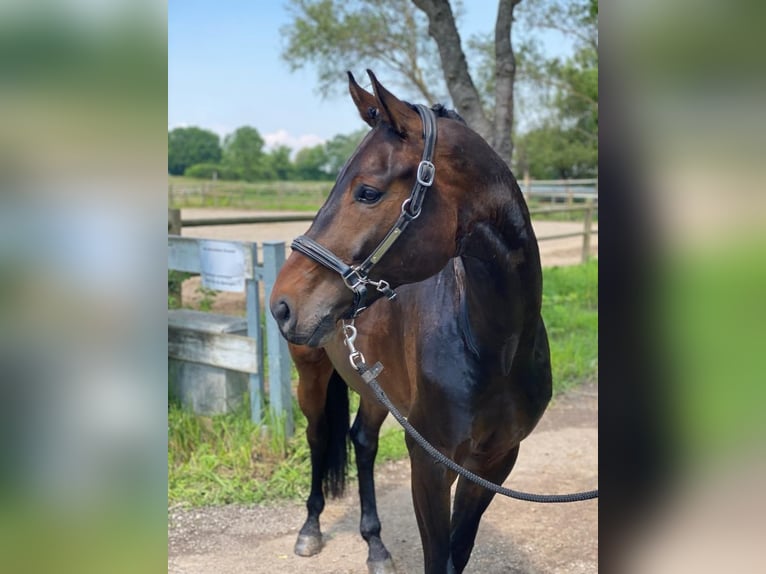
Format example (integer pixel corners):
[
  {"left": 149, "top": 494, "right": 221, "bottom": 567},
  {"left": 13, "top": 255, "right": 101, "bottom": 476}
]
[
  {"left": 247, "top": 243, "right": 265, "bottom": 425},
  {"left": 262, "top": 241, "right": 294, "bottom": 438},
  {"left": 523, "top": 170, "right": 530, "bottom": 203},
  {"left": 168, "top": 208, "right": 183, "bottom": 305},
  {"left": 168, "top": 208, "right": 181, "bottom": 235},
  {"left": 582, "top": 200, "right": 593, "bottom": 263}
]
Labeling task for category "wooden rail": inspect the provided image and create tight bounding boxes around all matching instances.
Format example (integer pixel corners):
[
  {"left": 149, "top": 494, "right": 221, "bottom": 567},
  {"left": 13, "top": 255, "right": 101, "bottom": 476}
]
[{"left": 172, "top": 202, "right": 598, "bottom": 263}]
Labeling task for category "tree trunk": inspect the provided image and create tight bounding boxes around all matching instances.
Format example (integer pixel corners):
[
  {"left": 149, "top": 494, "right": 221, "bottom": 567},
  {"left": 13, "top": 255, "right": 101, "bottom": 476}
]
[
  {"left": 411, "top": 0, "right": 519, "bottom": 168},
  {"left": 492, "top": 0, "right": 521, "bottom": 166},
  {"left": 411, "top": 0, "right": 493, "bottom": 144}
]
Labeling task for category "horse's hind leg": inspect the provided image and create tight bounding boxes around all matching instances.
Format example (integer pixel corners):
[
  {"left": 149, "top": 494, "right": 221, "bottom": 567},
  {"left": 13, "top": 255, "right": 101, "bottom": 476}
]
[
  {"left": 291, "top": 344, "right": 349, "bottom": 557},
  {"left": 350, "top": 397, "right": 396, "bottom": 574},
  {"left": 448, "top": 445, "right": 520, "bottom": 573}
]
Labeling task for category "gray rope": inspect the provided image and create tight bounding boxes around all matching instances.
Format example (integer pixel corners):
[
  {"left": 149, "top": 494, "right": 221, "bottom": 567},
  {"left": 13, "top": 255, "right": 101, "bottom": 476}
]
[{"left": 358, "top": 362, "right": 598, "bottom": 503}]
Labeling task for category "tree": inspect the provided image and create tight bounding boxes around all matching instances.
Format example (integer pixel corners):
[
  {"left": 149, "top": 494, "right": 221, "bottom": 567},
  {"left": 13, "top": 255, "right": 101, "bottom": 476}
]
[
  {"left": 282, "top": 0, "right": 524, "bottom": 166},
  {"left": 513, "top": 0, "right": 598, "bottom": 176},
  {"left": 267, "top": 145, "right": 294, "bottom": 180},
  {"left": 222, "top": 126, "right": 273, "bottom": 181},
  {"left": 323, "top": 128, "right": 368, "bottom": 176},
  {"left": 282, "top": 0, "right": 448, "bottom": 104},
  {"left": 168, "top": 127, "right": 221, "bottom": 175},
  {"left": 293, "top": 145, "right": 331, "bottom": 180},
  {"left": 515, "top": 123, "right": 596, "bottom": 179},
  {"left": 517, "top": 0, "right": 597, "bottom": 134}
]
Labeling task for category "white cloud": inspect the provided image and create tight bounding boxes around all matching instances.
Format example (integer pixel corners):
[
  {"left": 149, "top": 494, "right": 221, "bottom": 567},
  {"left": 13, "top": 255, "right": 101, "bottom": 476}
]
[{"left": 263, "top": 130, "right": 325, "bottom": 154}]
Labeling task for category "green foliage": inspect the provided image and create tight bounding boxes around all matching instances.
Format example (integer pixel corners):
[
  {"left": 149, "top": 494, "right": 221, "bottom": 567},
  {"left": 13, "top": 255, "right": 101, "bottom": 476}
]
[
  {"left": 513, "top": 0, "right": 598, "bottom": 177},
  {"left": 168, "top": 127, "right": 221, "bottom": 176},
  {"left": 516, "top": 123, "right": 597, "bottom": 179},
  {"left": 323, "top": 128, "right": 368, "bottom": 176},
  {"left": 184, "top": 162, "right": 240, "bottom": 180},
  {"left": 194, "top": 285, "right": 217, "bottom": 312},
  {"left": 293, "top": 144, "right": 332, "bottom": 180},
  {"left": 168, "top": 260, "right": 598, "bottom": 507},
  {"left": 168, "top": 270, "right": 191, "bottom": 309},
  {"left": 281, "top": 0, "right": 447, "bottom": 103},
  {"left": 266, "top": 145, "right": 294, "bottom": 180},
  {"left": 223, "top": 126, "right": 274, "bottom": 181}
]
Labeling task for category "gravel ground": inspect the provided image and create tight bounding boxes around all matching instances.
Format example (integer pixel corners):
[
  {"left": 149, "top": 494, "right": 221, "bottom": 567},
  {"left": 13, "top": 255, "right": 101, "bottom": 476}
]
[{"left": 168, "top": 382, "right": 598, "bottom": 574}]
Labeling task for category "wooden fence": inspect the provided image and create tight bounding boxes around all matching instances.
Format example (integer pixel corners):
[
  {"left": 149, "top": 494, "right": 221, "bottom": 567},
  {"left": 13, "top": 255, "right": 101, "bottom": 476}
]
[
  {"left": 168, "top": 235, "right": 293, "bottom": 435},
  {"left": 168, "top": 178, "right": 598, "bottom": 209},
  {"left": 172, "top": 201, "right": 598, "bottom": 263}
]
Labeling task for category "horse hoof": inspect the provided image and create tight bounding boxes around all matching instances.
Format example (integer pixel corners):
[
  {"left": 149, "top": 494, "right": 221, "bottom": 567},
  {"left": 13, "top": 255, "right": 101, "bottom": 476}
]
[
  {"left": 294, "top": 533, "right": 323, "bottom": 557},
  {"left": 367, "top": 556, "right": 397, "bottom": 574}
]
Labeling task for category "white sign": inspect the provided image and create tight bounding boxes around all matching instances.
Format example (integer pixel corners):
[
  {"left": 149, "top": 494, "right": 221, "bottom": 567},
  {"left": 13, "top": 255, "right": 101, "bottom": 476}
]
[{"left": 198, "top": 240, "right": 245, "bottom": 292}]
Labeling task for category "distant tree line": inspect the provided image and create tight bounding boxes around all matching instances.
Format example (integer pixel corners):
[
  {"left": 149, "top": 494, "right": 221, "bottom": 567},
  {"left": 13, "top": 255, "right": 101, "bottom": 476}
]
[
  {"left": 168, "top": 126, "right": 368, "bottom": 182},
  {"left": 168, "top": 111, "right": 596, "bottom": 182}
]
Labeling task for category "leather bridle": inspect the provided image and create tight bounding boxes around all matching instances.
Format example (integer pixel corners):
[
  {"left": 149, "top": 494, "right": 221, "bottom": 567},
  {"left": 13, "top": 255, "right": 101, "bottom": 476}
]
[{"left": 291, "top": 104, "right": 437, "bottom": 318}]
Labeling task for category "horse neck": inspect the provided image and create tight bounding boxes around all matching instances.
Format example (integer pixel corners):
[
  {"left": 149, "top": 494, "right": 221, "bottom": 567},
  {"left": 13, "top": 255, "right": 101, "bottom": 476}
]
[{"left": 455, "top": 179, "right": 543, "bottom": 350}]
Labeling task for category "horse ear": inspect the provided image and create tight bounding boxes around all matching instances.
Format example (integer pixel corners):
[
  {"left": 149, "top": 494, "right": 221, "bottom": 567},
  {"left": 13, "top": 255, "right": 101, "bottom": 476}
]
[
  {"left": 367, "top": 69, "right": 419, "bottom": 138},
  {"left": 348, "top": 71, "right": 379, "bottom": 128}
]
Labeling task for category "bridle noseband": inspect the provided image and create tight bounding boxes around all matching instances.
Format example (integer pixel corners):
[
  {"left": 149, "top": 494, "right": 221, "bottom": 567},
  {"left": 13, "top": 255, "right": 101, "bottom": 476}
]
[{"left": 291, "top": 104, "right": 438, "bottom": 318}]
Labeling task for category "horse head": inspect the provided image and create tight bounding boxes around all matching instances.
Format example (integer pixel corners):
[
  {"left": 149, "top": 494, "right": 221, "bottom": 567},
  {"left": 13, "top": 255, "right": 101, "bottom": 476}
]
[{"left": 270, "top": 70, "right": 489, "bottom": 347}]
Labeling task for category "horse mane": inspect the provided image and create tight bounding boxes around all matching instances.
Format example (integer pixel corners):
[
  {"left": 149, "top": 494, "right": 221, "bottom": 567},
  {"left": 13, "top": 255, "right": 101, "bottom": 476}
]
[{"left": 429, "top": 103, "right": 467, "bottom": 125}]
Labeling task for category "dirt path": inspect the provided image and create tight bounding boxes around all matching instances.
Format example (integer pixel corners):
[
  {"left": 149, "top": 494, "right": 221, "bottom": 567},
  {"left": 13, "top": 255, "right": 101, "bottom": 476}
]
[
  {"left": 168, "top": 382, "right": 598, "bottom": 574},
  {"left": 178, "top": 208, "right": 598, "bottom": 315}
]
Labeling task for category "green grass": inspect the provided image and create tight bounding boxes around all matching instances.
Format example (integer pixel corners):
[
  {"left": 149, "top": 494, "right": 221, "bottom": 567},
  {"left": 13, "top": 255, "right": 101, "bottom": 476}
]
[
  {"left": 543, "top": 258, "right": 599, "bottom": 392},
  {"left": 168, "top": 176, "right": 330, "bottom": 211},
  {"left": 168, "top": 260, "right": 598, "bottom": 506}
]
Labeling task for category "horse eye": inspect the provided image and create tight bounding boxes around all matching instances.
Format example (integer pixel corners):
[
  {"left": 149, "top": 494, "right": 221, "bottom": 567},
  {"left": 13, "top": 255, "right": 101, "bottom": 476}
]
[{"left": 356, "top": 186, "right": 384, "bottom": 204}]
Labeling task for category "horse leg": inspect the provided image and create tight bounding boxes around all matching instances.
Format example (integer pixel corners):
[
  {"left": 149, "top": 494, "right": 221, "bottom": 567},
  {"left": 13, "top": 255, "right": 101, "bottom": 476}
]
[
  {"left": 448, "top": 445, "right": 520, "bottom": 573},
  {"left": 350, "top": 397, "right": 396, "bottom": 574},
  {"left": 406, "top": 430, "right": 456, "bottom": 574},
  {"left": 292, "top": 346, "right": 350, "bottom": 557}
]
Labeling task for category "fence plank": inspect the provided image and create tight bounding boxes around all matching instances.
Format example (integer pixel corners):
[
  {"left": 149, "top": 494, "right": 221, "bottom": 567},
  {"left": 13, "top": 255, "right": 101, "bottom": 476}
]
[
  {"left": 168, "top": 235, "right": 256, "bottom": 279},
  {"left": 182, "top": 214, "right": 317, "bottom": 227},
  {"left": 168, "top": 328, "right": 259, "bottom": 374}
]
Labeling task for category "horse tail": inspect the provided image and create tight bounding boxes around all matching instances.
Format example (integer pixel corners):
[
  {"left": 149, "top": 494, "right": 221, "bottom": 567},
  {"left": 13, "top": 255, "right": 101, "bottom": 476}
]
[{"left": 322, "top": 369, "right": 350, "bottom": 498}]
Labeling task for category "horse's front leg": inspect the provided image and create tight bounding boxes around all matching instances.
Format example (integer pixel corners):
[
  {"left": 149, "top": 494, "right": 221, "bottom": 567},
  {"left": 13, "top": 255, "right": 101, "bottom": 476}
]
[
  {"left": 290, "top": 345, "right": 349, "bottom": 557},
  {"left": 351, "top": 396, "right": 397, "bottom": 574},
  {"left": 405, "top": 415, "right": 456, "bottom": 574}
]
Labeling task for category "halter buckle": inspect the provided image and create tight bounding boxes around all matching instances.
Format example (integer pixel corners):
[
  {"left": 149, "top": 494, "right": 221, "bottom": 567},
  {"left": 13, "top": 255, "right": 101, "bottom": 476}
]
[
  {"left": 342, "top": 267, "right": 366, "bottom": 291},
  {"left": 417, "top": 160, "right": 435, "bottom": 187}
]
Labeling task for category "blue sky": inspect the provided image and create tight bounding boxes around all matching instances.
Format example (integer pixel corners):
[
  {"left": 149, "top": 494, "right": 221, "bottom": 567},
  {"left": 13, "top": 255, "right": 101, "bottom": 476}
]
[{"left": 169, "top": 1, "right": 571, "bottom": 151}]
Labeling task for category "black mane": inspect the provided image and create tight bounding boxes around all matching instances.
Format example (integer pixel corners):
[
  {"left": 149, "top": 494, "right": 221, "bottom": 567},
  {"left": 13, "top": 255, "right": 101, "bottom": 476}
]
[{"left": 430, "top": 103, "right": 467, "bottom": 125}]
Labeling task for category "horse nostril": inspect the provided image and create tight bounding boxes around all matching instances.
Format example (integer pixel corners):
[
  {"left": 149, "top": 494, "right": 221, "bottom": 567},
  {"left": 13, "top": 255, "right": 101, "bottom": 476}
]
[{"left": 272, "top": 298, "right": 292, "bottom": 326}]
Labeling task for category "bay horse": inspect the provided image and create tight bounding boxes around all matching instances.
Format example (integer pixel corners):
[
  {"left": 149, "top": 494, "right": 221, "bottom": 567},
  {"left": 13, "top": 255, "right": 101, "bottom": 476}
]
[{"left": 269, "top": 70, "right": 552, "bottom": 574}]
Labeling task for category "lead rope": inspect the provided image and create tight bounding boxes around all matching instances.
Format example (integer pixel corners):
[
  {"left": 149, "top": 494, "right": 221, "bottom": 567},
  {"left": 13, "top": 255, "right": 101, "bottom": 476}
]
[{"left": 342, "top": 322, "right": 598, "bottom": 503}]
